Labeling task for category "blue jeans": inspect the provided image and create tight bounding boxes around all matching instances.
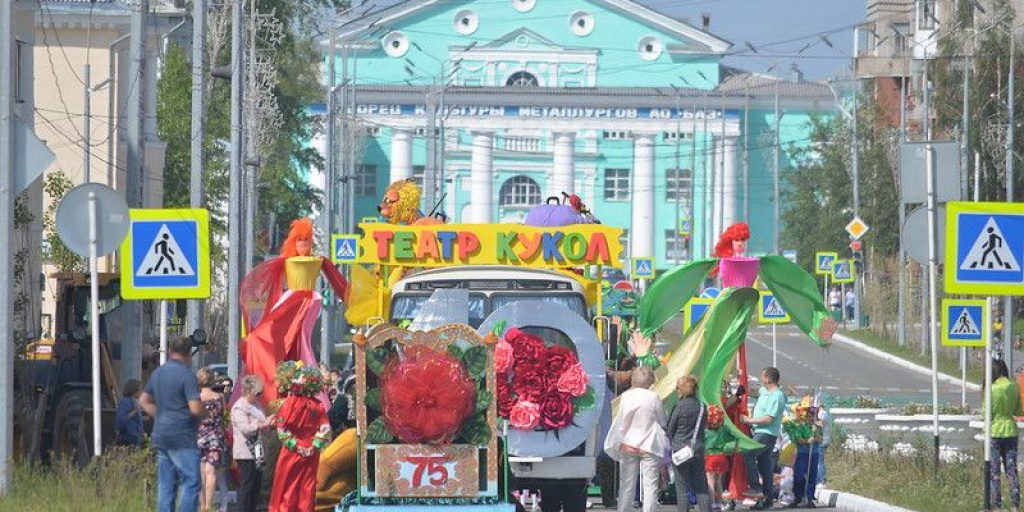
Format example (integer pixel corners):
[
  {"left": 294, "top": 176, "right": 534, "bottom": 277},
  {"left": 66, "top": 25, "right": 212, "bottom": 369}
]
[
  {"left": 157, "top": 447, "right": 201, "bottom": 512},
  {"left": 817, "top": 446, "right": 827, "bottom": 485},
  {"left": 793, "top": 445, "right": 821, "bottom": 503},
  {"left": 744, "top": 433, "right": 777, "bottom": 502}
]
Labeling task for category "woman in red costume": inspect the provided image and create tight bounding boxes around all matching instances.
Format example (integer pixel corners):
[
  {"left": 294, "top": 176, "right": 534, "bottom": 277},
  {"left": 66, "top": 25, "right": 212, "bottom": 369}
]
[
  {"left": 269, "top": 361, "right": 333, "bottom": 512},
  {"left": 239, "top": 218, "right": 348, "bottom": 406}
]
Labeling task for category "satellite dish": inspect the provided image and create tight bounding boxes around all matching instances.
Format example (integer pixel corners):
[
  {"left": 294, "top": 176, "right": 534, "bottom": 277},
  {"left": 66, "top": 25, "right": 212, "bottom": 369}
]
[{"left": 55, "top": 183, "right": 130, "bottom": 258}]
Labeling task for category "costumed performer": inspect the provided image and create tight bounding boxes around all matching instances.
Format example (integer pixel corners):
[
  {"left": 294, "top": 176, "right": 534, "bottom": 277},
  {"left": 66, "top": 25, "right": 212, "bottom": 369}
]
[
  {"left": 269, "top": 361, "right": 334, "bottom": 512},
  {"left": 239, "top": 218, "right": 349, "bottom": 406},
  {"left": 625, "top": 222, "right": 835, "bottom": 497}
]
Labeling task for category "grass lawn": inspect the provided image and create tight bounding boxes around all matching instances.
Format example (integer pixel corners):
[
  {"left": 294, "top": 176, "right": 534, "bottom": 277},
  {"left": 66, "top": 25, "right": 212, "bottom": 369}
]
[
  {"left": 0, "top": 448, "right": 155, "bottom": 512},
  {"left": 828, "top": 443, "right": 983, "bottom": 512},
  {"left": 841, "top": 329, "right": 985, "bottom": 386}
]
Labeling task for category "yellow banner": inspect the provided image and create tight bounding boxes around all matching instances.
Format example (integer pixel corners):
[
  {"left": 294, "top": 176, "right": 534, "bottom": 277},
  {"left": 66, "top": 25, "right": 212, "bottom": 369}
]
[{"left": 357, "top": 223, "right": 624, "bottom": 268}]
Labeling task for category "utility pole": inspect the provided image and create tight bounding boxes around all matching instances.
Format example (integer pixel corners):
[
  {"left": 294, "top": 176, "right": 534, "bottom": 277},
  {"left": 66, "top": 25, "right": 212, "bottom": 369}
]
[
  {"left": 227, "top": 0, "right": 244, "bottom": 380},
  {"left": 83, "top": 63, "right": 91, "bottom": 182},
  {"left": 122, "top": 0, "right": 148, "bottom": 383},
  {"left": 321, "top": 17, "right": 338, "bottom": 366},
  {"left": 244, "top": 0, "right": 257, "bottom": 274},
  {"left": 743, "top": 95, "right": 750, "bottom": 222},
  {"left": 188, "top": 0, "right": 207, "bottom": 351},
  {"left": 773, "top": 81, "right": 781, "bottom": 254},
  {"left": 851, "top": 85, "right": 862, "bottom": 327},
  {"left": 898, "top": 76, "right": 908, "bottom": 347},
  {"left": 0, "top": 0, "right": 16, "bottom": 493},
  {"left": 1005, "top": 28, "right": 1016, "bottom": 368}
]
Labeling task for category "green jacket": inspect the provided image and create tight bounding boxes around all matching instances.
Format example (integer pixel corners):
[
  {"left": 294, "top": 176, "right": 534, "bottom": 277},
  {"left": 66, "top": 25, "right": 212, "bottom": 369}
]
[{"left": 988, "top": 377, "right": 1024, "bottom": 439}]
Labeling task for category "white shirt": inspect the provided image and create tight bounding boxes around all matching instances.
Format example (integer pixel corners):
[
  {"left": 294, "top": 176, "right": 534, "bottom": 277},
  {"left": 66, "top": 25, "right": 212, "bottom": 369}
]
[{"left": 604, "top": 387, "right": 669, "bottom": 461}]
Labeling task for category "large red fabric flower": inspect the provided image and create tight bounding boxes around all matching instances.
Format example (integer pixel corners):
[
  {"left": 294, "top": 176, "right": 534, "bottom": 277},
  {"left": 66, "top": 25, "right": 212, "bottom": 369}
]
[
  {"left": 543, "top": 346, "right": 578, "bottom": 376},
  {"left": 512, "top": 363, "right": 548, "bottom": 403},
  {"left": 506, "top": 328, "right": 545, "bottom": 365},
  {"left": 497, "top": 377, "right": 516, "bottom": 418},
  {"left": 539, "top": 392, "right": 574, "bottom": 430},
  {"left": 555, "top": 362, "right": 589, "bottom": 397},
  {"left": 379, "top": 346, "right": 475, "bottom": 445}
]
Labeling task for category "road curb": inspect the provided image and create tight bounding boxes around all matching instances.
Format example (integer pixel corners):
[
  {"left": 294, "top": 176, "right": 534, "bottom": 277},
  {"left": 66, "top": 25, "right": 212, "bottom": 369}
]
[
  {"left": 831, "top": 332, "right": 982, "bottom": 393},
  {"left": 817, "top": 488, "right": 919, "bottom": 512}
]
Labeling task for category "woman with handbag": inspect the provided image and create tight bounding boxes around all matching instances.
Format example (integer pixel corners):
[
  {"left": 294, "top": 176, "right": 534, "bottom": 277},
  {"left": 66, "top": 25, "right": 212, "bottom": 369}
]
[
  {"left": 231, "top": 375, "right": 275, "bottom": 512},
  {"left": 667, "top": 375, "right": 711, "bottom": 512}
]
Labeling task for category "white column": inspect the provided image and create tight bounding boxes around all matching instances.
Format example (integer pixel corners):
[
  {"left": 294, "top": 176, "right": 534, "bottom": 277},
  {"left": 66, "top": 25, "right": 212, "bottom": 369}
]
[
  {"left": 722, "top": 136, "right": 739, "bottom": 228},
  {"left": 711, "top": 138, "right": 722, "bottom": 239},
  {"left": 389, "top": 128, "right": 413, "bottom": 183},
  {"left": 550, "top": 131, "right": 575, "bottom": 196},
  {"left": 631, "top": 133, "right": 656, "bottom": 260},
  {"left": 469, "top": 131, "right": 494, "bottom": 223}
]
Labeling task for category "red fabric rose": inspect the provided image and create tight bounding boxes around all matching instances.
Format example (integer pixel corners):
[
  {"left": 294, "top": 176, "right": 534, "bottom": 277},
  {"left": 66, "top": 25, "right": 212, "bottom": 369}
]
[
  {"left": 494, "top": 339, "right": 514, "bottom": 375},
  {"left": 512, "top": 363, "right": 548, "bottom": 403},
  {"left": 379, "top": 346, "right": 475, "bottom": 445},
  {"left": 539, "top": 392, "right": 574, "bottom": 430},
  {"left": 555, "top": 362, "right": 589, "bottom": 397},
  {"left": 497, "top": 377, "right": 516, "bottom": 418},
  {"left": 509, "top": 400, "right": 541, "bottom": 430},
  {"left": 544, "top": 346, "right": 578, "bottom": 376},
  {"left": 506, "top": 328, "right": 545, "bottom": 365}
]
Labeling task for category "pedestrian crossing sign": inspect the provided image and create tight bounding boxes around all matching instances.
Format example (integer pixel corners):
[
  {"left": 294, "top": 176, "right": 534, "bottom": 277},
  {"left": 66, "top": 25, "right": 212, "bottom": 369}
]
[
  {"left": 121, "top": 208, "right": 210, "bottom": 300},
  {"left": 683, "top": 298, "right": 715, "bottom": 332},
  {"left": 633, "top": 257, "right": 655, "bottom": 280},
  {"left": 945, "top": 201, "right": 1024, "bottom": 295},
  {"left": 832, "top": 259, "right": 855, "bottom": 283},
  {"left": 331, "top": 234, "right": 360, "bottom": 264},
  {"left": 758, "top": 292, "right": 790, "bottom": 324},
  {"left": 941, "top": 298, "right": 988, "bottom": 347},
  {"left": 815, "top": 251, "right": 838, "bottom": 275}
]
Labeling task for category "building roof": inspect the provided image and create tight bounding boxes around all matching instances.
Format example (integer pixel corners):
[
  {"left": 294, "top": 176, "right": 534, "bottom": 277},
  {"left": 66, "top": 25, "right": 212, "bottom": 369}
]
[{"left": 716, "top": 72, "right": 833, "bottom": 101}]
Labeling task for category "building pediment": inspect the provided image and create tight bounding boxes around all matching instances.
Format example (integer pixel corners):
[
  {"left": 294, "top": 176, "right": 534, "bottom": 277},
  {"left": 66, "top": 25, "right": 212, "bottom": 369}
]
[{"left": 477, "top": 27, "right": 577, "bottom": 53}]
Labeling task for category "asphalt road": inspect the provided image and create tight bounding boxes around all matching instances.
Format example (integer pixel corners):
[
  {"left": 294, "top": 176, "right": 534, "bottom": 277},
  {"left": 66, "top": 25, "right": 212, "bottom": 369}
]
[{"left": 662, "top": 318, "right": 971, "bottom": 406}]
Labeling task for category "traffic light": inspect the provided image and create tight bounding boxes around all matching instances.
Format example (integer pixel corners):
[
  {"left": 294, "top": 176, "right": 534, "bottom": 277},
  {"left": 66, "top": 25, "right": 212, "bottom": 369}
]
[{"left": 852, "top": 250, "right": 864, "bottom": 273}]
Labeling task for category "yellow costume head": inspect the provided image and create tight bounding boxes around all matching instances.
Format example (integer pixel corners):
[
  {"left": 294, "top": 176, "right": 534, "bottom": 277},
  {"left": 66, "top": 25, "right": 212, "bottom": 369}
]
[{"left": 378, "top": 179, "right": 422, "bottom": 225}]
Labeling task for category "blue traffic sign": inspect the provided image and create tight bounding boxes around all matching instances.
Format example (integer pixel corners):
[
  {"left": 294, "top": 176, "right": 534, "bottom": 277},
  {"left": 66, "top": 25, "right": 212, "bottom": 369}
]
[
  {"left": 633, "top": 257, "right": 655, "bottom": 279},
  {"left": 946, "top": 202, "right": 1024, "bottom": 295},
  {"left": 782, "top": 250, "right": 798, "bottom": 263},
  {"left": 683, "top": 298, "right": 715, "bottom": 331},
  {"left": 815, "top": 251, "right": 838, "bottom": 276},
  {"left": 331, "top": 234, "right": 360, "bottom": 264},
  {"left": 941, "top": 299, "right": 988, "bottom": 347},
  {"left": 832, "top": 260, "right": 854, "bottom": 283},
  {"left": 758, "top": 292, "right": 790, "bottom": 324},
  {"left": 121, "top": 208, "right": 211, "bottom": 300},
  {"left": 700, "top": 287, "right": 721, "bottom": 299}
]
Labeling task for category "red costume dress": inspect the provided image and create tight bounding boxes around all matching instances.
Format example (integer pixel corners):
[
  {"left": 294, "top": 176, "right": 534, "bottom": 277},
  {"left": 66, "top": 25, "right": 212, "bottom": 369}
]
[
  {"left": 239, "top": 255, "right": 347, "bottom": 406},
  {"left": 269, "top": 393, "right": 330, "bottom": 512}
]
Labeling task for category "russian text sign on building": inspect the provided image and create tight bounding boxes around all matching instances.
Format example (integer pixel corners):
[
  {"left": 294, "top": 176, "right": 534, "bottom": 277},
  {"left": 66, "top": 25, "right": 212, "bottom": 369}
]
[
  {"left": 357, "top": 223, "right": 624, "bottom": 269},
  {"left": 944, "top": 201, "right": 1024, "bottom": 295},
  {"left": 121, "top": 208, "right": 211, "bottom": 300},
  {"left": 758, "top": 292, "right": 790, "bottom": 324},
  {"left": 941, "top": 298, "right": 988, "bottom": 347},
  {"left": 331, "top": 234, "right": 360, "bottom": 264},
  {"left": 632, "top": 257, "right": 655, "bottom": 280},
  {"left": 815, "top": 251, "right": 838, "bottom": 276}
]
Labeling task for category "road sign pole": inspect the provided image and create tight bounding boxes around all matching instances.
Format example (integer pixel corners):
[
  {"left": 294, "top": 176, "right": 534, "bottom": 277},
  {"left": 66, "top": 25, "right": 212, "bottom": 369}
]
[
  {"left": 88, "top": 192, "right": 102, "bottom": 458},
  {"left": 160, "top": 300, "right": 168, "bottom": 366},
  {"left": 926, "top": 143, "right": 941, "bottom": 469},
  {"left": 772, "top": 323, "right": 777, "bottom": 368},
  {"left": 0, "top": 0, "right": 15, "bottom": 492},
  {"left": 984, "top": 296, "right": 993, "bottom": 511}
]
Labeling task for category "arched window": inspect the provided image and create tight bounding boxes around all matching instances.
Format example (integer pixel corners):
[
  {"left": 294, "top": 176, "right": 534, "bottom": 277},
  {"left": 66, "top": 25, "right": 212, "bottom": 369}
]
[
  {"left": 499, "top": 176, "right": 542, "bottom": 207},
  {"left": 505, "top": 71, "right": 539, "bottom": 87}
]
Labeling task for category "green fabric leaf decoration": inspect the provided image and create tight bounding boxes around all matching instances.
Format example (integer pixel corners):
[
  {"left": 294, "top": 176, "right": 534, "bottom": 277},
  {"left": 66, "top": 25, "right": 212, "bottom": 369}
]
[
  {"left": 573, "top": 386, "right": 596, "bottom": 413},
  {"left": 492, "top": 320, "right": 508, "bottom": 337},
  {"left": 365, "top": 388, "right": 381, "bottom": 411},
  {"left": 447, "top": 343, "right": 465, "bottom": 360},
  {"left": 366, "top": 417, "right": 394, "bottom": 444},
  {"left": 366, "top": 346, "right": 391, "bottom": 376},
  {"left": 461, "top": 345, "right": 489, "bottom": 380},
  {"left": 638, "top": 259, "right": 718, "bottom": 337},
  {"left": 475, "top": 388, "right": 493, "bottom": 413},
  {"left": 758, "top": 255, "right": 831, "bottom": 346},
  {"left": 459, "top": 413, "right": 492, "bottom": 446}
]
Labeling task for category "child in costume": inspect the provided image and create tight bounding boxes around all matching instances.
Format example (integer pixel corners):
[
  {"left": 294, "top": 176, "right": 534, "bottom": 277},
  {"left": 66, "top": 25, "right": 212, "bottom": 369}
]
[
  {"left": 269, "top": 361, "right": 333, "bottom": 512},
  {"left": 782, "top": 396, "right": 824, "bottom": 508},
  {"left": 238, "top": 218, "right": 348, "bottom": 406}
]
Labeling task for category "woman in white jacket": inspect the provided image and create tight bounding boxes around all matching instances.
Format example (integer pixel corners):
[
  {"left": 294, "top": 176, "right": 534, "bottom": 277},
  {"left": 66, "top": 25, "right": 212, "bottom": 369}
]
[{"left": 604, "top": 365, "right": 669, "bottom": 512}]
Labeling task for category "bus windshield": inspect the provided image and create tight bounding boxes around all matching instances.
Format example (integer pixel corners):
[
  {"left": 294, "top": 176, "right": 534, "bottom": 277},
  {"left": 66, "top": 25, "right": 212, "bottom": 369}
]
[{"left": 391, "top": 294, "right": 488, "bottom": 329}]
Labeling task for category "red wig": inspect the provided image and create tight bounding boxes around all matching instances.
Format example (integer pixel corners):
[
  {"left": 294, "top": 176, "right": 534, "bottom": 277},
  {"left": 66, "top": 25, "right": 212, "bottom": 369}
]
[
  {"left": 713, "top": 222, "right": 751, "bottom": 258},
  {"left": 279, "top": 218, "right": 315, "bottom": 258}
]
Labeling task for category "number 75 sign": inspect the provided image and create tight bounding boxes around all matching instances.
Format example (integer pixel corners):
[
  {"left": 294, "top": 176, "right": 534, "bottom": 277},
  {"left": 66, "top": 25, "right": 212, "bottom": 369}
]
[{"left": 375, "top": 445, "right": 479, "bottom": 497}]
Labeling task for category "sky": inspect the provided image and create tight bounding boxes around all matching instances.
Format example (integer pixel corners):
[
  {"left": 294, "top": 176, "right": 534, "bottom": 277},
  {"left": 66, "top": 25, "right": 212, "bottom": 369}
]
[
  {"left": 651, "top": 0, "right": 866, "bottom": 80},
  {"left": 369, "top": 0, "right": 868, "bottom": 81}
]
